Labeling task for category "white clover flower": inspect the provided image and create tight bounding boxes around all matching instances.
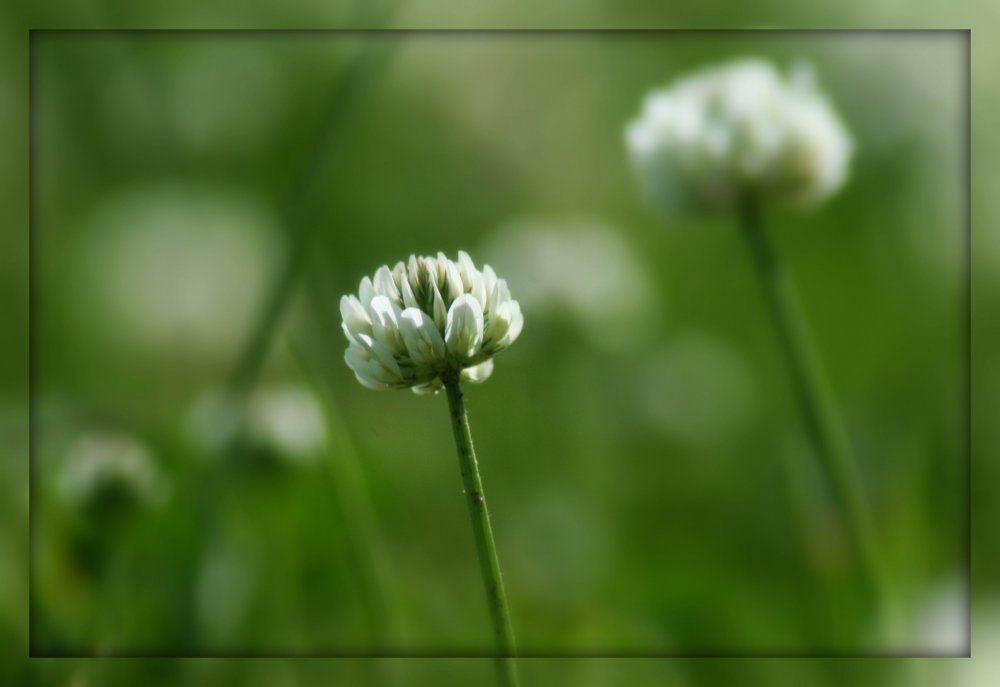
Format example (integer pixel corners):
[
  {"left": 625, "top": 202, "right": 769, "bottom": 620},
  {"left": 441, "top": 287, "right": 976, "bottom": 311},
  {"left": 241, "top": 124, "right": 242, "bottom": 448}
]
[
  {"left": 341, "top": 251, "right": 523, "bottom": 394},
  {"left": 626, "top": 59, "right": 853, "bottom": 214}
]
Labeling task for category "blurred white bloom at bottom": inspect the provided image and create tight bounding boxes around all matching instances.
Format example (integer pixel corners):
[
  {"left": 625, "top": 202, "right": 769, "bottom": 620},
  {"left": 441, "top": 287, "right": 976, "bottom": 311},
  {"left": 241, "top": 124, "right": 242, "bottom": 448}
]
[
  {"left": 57, "top": 431, "right": 166, "bottom": 510},
  {"left": 902, "top": 595, "right": 998, "bottom": 687},
  {"left": 626, "top": 58, "right": 853, "bottom": 214},
  {"left": 906, "top": 578, "right": 968, "bottom": 655}
]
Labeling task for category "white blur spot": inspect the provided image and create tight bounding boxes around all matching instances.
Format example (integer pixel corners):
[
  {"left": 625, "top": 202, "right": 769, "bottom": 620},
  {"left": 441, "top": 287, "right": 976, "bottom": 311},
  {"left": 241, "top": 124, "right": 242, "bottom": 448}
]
[
  {"left": 78, "top": 185, "right": 281, "bottom": 358},
  {"left": 636, "top": 332, "right": 756, "bottom": 449},
  {"left": 246, "top": 386, "right": 327, "bottom": 463},
  {"left": 484, "top": 218, "right": 659, "bottom": 352},
  {"left": 184, "top": 385, "right": 327, "bottom": 466},
  {"left": 906, "top": 577, "right": 968, "bottom": 655},
  {"left": 57, "top": 430, "right": 167, "bottom": 510}
]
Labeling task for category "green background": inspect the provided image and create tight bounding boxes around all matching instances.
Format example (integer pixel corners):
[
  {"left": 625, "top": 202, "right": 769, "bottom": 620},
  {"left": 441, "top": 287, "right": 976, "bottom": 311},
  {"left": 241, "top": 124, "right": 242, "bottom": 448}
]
[{"left": 3, "top": 4, "right": 997, "bottom": 687}]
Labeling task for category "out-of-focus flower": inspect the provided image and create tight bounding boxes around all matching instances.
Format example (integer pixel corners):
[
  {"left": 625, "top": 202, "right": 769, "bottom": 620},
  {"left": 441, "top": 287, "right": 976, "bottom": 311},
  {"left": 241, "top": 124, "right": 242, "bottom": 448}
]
[
  {"left": 341, "top": 251, "right": 522, "bottom": 394},
  {"left": 484, "top": 218, "right": 658, "bottom": 352},
  {"left": 245, "top": 387, "right": 326, "bottom": 462},
  {"left": 77, "top": 185, "right": 279, "bottom": 358},
  {"left": 57, "top": 431, "right": 166, "bottom": 511},
  {"left": 905, "top": 578, "right": 968, "bottom": 655},
  {"left": 184, "top": 385, "right": 326, "bottom": 465},
  {"left": 636, "top": 332, "right": 756, "bottom": 450},
  {"left": 626, "top": 59, "right": 852, "bottom": 214},
  {"left": 902, "top": 596, "right": 998, "bottom": 687}
]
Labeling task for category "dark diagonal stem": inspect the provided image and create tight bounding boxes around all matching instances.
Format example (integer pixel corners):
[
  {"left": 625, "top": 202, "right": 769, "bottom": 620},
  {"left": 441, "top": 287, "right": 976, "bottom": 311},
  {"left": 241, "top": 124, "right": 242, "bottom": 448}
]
[{"left": 737, "top": 194, "right": 888, "bottom": 636}]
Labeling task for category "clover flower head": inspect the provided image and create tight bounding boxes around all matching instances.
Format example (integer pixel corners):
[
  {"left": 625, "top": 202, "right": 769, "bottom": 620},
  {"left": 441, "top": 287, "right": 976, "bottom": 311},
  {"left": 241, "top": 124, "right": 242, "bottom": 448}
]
[
  {"left": 340, "top": 251, "right": 523, "bottom": 394},
  {"left": 625, "top": 59, "right": 853, "bottom": 215}
]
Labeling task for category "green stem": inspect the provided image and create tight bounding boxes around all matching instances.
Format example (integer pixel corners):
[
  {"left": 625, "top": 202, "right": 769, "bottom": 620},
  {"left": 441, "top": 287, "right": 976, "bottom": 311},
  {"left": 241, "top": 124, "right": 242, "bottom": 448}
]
[
  {"left": 737, "top": 194, "right": 888, "bottom": 636},
  {"left": 443, "top": 376, "right": 519, "bottom": 687}
]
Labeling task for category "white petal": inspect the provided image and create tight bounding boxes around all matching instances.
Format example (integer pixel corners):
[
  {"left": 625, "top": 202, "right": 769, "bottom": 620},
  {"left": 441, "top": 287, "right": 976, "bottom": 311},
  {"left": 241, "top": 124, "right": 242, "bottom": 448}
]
[
  {"left": 457, "top": 251, "right": 486, "bottom": 304},
  {"left": 461, "top": 359, "right": 494, "bottom": 384},
  {"left": 420, "top": 256, "right": 438, "bottom": 281},
  {"left": 354, "top": 369, "right": 390, "bottom": 391},
  {"left": 340, "top": 295, "right": 372, "bottom": 341},
  {"left": 484, "top": 299, "right": 511, "bottom": 345},
  {"left": 430, "top": 280, "right": 448, "bottom": 331},
  {"left": 369, "top": 340, "right": 402, "bottom": 380},
  {"left": 495, "top": 301, "right": 523, "bottom": 349},
  {"left": 358, "top": 276, "right": 375, "bottom": 305},
  {"left": 400, "top": 272, "right": 419, "bottom": 309},
  {"left": 445, "top": 294, "right": 484, "bottom": 360},
  {"left": 481, "top": 265, "right": 498, "bottom": 310},
  {"left": 436, "top": 251, "right": 450, "bottom": 273},
  {"left": 407, "top": 254, "right": 421, "bottom": 287},
  {"left": 367, "top": 294, "right": 404, "bottom": 351},
  {"left": 344, "top": 341, "right": 369, "bottom": 373},
  {"left": 399, "top": 307, "right": 446, "bottom": 367},
  {"left": 457, "top": 250, "right": 477, "bottom": 283},
  {"left": 444, "top": 259, "right": 464, "bottom": 302},
  {"left": 373, "top": 265, "right": 401, "bottom": 303},
  {"left": 354, "top": 333, "right": 403, "bottom": 382},
  {"left": 493, "top": 278, "right": 511, "bottom": 307},
  {"left": 392, "top": 261, "right": 406, "bottom": 285},
  {"left": 411, "top": 379, "right": 443, "bottom": 396}
]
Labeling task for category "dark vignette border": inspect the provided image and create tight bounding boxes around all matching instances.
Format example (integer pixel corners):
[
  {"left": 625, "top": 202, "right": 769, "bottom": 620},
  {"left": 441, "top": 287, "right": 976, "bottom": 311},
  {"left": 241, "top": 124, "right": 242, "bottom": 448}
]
[{"left": 26, "top": 27, "right": 972, "bottom": 659}]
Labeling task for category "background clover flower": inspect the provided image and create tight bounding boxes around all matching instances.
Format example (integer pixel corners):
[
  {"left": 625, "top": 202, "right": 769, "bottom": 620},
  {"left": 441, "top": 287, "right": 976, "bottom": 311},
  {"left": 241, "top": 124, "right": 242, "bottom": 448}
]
[
  {"left": 58, "top": 431, "right": 167, "bottom": 513},
  {"left": 340, "top": 251, "right": 523, "bottom": 394},
  {"left": 626, "top": 58, "right": 889, "bottom": 639},
  {"left": 626, "top": 59, "right": 853, "bottom": 215}
]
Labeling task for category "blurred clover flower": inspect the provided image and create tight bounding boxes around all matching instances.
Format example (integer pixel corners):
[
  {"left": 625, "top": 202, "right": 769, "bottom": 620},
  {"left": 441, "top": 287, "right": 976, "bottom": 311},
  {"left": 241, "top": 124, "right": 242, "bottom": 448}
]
[
  {"left": 626, "top": 59, "right": 852, "bottom": 214},
  {"left": 906, "top": 578, "right": 968, "bottom": 655},
  {"left": 184, "top": 385, "right": 326, "bottom": 466},
  {"left": 484, "top": 218, "right": 657, "bottom": 352},
  {"left": 341, "top": 251, "right": 523, "bottom": 394},
  {"left": 57, "top": 431, "right": 166, "bottom": 512},
  {"left": 245, "top": 386, "right": 326, "bottom": 462},
  {"left": 626, "top": 59, "right": 888, "bottom": 640},
  {"left": 78, "top": 186, "right": 279, "bottom": 359}
]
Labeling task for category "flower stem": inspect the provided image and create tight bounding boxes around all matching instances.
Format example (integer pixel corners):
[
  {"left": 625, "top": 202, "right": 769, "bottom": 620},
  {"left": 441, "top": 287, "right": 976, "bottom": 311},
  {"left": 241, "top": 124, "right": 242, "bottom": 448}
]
[
  {"left": 737, "top": 194, "right": 888, "bottom": 636},
  {"left": 443, "top": 376, "right": 519, "bottom": 687}
]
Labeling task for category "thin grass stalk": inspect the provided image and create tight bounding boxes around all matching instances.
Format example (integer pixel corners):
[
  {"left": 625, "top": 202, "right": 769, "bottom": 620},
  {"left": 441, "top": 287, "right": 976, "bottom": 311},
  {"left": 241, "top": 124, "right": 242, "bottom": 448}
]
[{"left": 737, "top": 193, "right": 888, "bottom": 637}]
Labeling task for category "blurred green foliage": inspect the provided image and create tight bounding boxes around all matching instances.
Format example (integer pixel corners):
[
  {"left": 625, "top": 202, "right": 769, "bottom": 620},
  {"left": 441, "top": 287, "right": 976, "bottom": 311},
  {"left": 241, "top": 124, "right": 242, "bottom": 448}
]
[{"left": 4, "top": 17, "right": 992, "bottom": 687}]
